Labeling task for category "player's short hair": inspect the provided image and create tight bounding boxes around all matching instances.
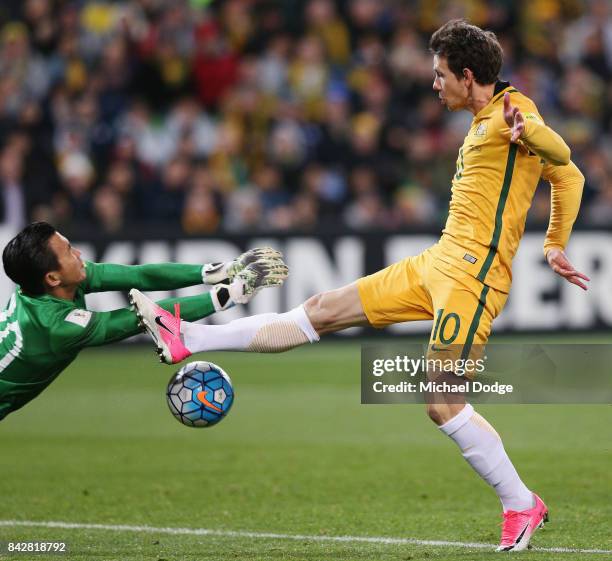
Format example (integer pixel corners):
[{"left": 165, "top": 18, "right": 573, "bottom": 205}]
[
  {"left": 2, "top": 222, "right": 59, "bottom": 295},
  {"left": 429, "top": 19, "right": 503, "bottom": 85}
]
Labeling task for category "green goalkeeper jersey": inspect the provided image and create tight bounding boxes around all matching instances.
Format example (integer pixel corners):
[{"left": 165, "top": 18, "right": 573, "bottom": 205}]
[{"left": 0, "top": 261, "right": 216, "bottom": 421}]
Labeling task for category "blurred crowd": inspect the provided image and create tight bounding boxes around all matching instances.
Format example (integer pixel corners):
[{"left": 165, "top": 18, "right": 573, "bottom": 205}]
[{"left": 0, "top": 0, "right": 610, "bottom": 235}]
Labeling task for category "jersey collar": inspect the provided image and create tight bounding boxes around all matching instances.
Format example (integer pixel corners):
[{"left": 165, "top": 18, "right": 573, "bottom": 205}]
[
  {"left": 494, "top": 80, "right": 511, "bottom": 96},
  {"left": 491, "top": 80, "right": 518, "bottom": 104},
  {"left": 475, "top": 80, "right": 516, "bottom": 119}
]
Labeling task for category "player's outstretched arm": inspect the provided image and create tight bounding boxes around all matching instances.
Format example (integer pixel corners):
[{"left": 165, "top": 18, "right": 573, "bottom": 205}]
[
  {"left": 542, "top": 160, "right": 590, "bottom": 291},
  {"left": 503, "top": 93, "right": 570, "bottom": 166},
  {"left": 82, "top": 247, "right": 287, "bottom": 293},
  {"left": 52, "top": 260, "right": 289, "bottom": 351},
  {"left": 50, "top": 289, "right": 220, "bottom": 351}
]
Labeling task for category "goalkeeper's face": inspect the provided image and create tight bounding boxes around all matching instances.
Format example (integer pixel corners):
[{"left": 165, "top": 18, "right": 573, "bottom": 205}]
[{"left": 47, "top": 233, "right": 87, "bottom": 288}]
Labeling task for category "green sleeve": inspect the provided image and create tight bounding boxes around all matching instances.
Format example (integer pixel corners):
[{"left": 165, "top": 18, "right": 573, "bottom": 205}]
[
  {"left": 156, "top": 292, "right": 217, "bottom": 323},
  {"left": 82, "top": 262, "right": 205, "bottom": 293},
  {"left": 50, "top": 292, "right": 217, "bottom": 351}
]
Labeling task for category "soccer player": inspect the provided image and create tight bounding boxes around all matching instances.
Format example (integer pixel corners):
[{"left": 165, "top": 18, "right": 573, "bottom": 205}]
[
  {"left": 132, "top": 20, "right": 588, "bottom": 551},
  {"left": 0, "top": 221, "right": 288, "bottom": 421}
]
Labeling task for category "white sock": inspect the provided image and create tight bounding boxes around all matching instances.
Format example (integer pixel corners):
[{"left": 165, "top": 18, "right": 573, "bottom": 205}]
[
  {"left": 182, "top": 305, "right": 320, "bottom": 353},
  {"left": 439, "top": 404, "right": 534, "bottom": 512}
]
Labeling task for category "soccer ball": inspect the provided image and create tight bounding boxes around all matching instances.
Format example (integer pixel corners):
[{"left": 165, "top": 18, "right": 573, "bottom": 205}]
[{"left": 166, "top": 361, "right": 235, "bottom": 427}]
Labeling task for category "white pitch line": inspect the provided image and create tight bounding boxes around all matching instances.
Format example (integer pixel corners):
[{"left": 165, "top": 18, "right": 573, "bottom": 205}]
[{"left": 0, "top": 520, "right": 611, "bottom": 555}]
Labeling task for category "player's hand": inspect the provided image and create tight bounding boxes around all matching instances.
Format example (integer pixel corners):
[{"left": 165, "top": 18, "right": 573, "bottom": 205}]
[
  {"left": 546, "top": 248, "right": 590, "bottom": 291},
  {"left": 202, "top": 247, "right": 286, "bottom": 285},
  {"left": 228, "top": 259, "right": 289, "bottom": 304},
  {"left": 232, "top": 247, "right": 284, "bottom": 273},
  {"left": 503, "top": 92, "right": 525, "bottom": 143}
]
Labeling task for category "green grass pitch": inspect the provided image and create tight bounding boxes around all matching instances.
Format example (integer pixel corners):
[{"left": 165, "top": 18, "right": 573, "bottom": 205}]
[{"left": 0, "top": 341, "right": 610, "bottom": 561}]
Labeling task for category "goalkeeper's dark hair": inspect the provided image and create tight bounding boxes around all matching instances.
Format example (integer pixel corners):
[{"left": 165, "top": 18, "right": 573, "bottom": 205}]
[
  {"left": 3, "top": 222, "right": 59, "bottom": 295},
  {"left": 429, "top": 19, "right": 503, "bottom": 85}
]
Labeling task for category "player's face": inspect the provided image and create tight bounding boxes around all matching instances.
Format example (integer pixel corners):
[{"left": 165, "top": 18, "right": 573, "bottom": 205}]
[
  {"left": 433, "top": 55, "right": 468, "bottom": 111},
  {"left": 48, "top": 233, "right": 86, "bottom": 286}
]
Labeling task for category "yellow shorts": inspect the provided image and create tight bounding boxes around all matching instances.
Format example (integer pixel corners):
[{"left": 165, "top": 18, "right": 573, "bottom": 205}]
[{"left": 357, "top": 248, "right": 508, "bottom": 355}]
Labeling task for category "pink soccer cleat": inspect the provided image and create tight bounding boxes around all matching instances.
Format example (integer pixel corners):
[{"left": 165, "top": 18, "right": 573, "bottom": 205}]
[
  {"left": 129, "top": 289, "right": 192, "bottom": 365},
  {"left": 496, "top": 493, "right": 549, "bottom": 552}
]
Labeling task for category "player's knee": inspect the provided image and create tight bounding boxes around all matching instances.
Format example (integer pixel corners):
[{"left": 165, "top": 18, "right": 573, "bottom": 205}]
[
  {"left": 426, "top": 402, "right": 447, "bottom": 426},
  {"left": 426, "top": 401, "right": 467, "bottom": 426},
  {"left": 304, "top": 292, "right": 337, "bottom": 332}
]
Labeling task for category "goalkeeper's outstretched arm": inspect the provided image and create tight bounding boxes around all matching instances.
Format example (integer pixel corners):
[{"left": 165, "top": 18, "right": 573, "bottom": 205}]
[
  {"left": 82, "top": 247, "right": 286, "bottom": 293},
  {"left": 50, "top": 288, "right": 224, "bottom": 352},
  {"left": 51, "top": 257, "right": 289, "bottom": 351}
]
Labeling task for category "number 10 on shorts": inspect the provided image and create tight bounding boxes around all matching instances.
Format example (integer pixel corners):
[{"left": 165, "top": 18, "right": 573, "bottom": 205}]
[{"left": 432, "top": 309, "right": 461, "bottom": 344}]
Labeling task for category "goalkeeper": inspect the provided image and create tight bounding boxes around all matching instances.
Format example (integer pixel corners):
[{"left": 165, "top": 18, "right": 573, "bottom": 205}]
[{"left": 0, "top": 222, "right": 288, "bottom": 421}]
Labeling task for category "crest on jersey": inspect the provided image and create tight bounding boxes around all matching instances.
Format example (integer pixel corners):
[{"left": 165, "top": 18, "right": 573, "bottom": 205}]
[
  {"left": 65, "top": 309, "right": 92, "bottom": 328},
  {"left": 474, "top": 122, "right": 487, "bottom": 138}
]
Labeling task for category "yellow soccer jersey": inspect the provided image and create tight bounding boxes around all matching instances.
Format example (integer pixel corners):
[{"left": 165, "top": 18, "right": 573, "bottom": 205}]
[{"left": 433, "top": 82, "right": 570, "bottom": 293}]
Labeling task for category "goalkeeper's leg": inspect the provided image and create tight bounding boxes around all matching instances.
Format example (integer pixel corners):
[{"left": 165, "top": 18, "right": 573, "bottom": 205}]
[{"left": 182, "top": 282, "right": 368, "bottom": 353}]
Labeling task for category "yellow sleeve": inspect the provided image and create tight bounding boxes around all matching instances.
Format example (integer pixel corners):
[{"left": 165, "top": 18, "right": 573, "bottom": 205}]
[
  {"left": 541, "top": 160, "right": 584, "bottom": 256},
  {"left": 520, "top": 117, "right": 571, "bottom": 166}
]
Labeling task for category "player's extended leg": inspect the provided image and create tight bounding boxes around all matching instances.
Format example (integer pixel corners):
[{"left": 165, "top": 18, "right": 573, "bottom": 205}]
[
  {"left": 424, "top": 266, "right": 547, "bottom": 551},
  {"left": 133, "top": 250, "right": 437, "bottom": 363},
  {"left": 131, "top": 277, "right": 368, "bottom": 363},
  {"left": 201, "top": 282, "right": 364, "bottom": 352},
  {"left": 183, "top": 281, "right": 368, "bottom": 352}
]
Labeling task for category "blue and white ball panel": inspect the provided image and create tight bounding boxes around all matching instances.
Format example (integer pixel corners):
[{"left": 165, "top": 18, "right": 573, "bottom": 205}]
[{"left": 166, "top": 361, "right": 235, "bottom": 428}]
